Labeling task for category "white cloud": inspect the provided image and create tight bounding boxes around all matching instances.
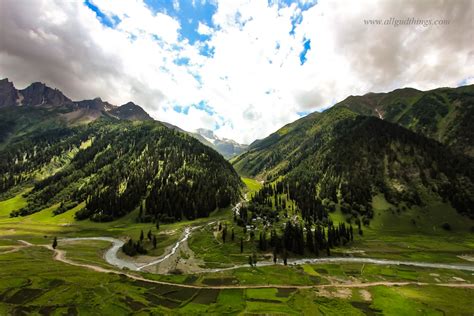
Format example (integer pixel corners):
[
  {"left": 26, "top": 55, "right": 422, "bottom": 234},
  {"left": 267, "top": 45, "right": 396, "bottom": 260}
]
[
  {"left": 0, "top": 0, "right": 472, "bottom": 144},
  {"left": 197, "top": 22, "right": 213, "bottom": 36},
  {"left": 173, "top": 0, "right": 180, "bottom": 12}
]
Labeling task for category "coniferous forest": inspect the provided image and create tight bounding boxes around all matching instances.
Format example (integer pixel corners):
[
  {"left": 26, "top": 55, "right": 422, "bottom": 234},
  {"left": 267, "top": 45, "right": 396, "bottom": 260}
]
[{"left": 1, "top": 116, "right": 242, "bottom": 222}]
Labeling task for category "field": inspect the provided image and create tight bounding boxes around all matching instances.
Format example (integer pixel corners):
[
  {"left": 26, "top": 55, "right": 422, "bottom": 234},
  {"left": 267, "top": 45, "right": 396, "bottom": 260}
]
[
  {"left": 0, "top": 180, "right": 473, "bottom": 314},
  {"left": 1, "top": 246, "right": 473, "bottom": 314}
]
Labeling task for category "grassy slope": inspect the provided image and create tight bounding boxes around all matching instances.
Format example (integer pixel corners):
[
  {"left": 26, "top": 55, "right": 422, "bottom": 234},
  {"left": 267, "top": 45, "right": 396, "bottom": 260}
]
[
  {"left": 0, "top": 179, "right": 473, "bottom": 314},
  {"left": 326, "top": 193, "right": 474, "bottom": 264},
  {"left": 242, "top": 177, "right": 263, "bottom": 198},
  {"left": 1, "top": 247, "right": 473, "bottom": 314}
]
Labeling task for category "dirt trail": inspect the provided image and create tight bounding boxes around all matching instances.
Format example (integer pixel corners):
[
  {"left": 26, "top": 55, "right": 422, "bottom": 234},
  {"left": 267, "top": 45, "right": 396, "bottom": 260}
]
[
  {"left": 0, "top": 240, "right": 33, "bottom": 254},
  {"left": 5, "top": 241, "right": 473, "bottom": 290},
  {"left": 36, "top": 244, "right": 474, "bottom": 290}
]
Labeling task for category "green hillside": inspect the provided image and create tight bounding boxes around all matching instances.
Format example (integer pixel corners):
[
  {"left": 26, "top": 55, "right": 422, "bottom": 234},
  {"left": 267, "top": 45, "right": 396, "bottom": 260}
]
[
  {"left": 233, "top": 105, "right": 474, "bottom": 225},
  {"left": 0, "top": 109, "right": 242, "bottom": 222},
  {"left": 334, "top": 85, "right": 474, "bottom": 156}
]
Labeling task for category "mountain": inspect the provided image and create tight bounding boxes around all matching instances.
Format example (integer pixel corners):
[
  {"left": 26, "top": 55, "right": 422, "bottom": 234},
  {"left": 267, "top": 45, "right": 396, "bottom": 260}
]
[
  {"left": 158, "top": 123, "right": 246, "bottom": 159},
  {"left": 233, "top": 101, "right": 473, "bottom": 222},
  {"left": 0, "top": 80, "right": 242, "bottom": 222},
  {"left": 334, "top": 85, "right": 474, "bottom": 156},
  {"left": 196, "top": 128, "right": 248, "bottom": 159},
  {"left": 0, "top": 79, "right": 243, "bottom": 158},
  {"left": 0, "top": 78, "right": 152, "bottom": 124},
  {"left": 0, "top": 78, "right": 20, "bottom": 107},
  {"left": 109, "top": 101, "right": 153, "bottom": 121}
]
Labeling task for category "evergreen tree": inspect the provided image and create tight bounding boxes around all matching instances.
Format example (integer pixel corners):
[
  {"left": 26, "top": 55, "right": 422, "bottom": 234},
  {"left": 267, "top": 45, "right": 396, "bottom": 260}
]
[
  {"left": 140, "top": 229, "right": 144, "bottom": 242},
  {"left": 306, "top": 225, "right": 314, "bottom": 253},
  {"left": 147, "top": 229, "right": 152, "bottom": 241},
  {"left": 52, "top": 237, "right": 58, "bottom": 249},
  {"left": 222, "top": 225, "right": 227, "bottom": 243}
]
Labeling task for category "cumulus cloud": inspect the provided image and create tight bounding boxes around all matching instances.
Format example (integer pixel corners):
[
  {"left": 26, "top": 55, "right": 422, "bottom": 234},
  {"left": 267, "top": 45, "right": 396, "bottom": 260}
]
[
  {"left": 0, "top": 0, "right": 472, "bottom": 144},
  {"left": 197, "top": 22, "right": 213, "bottom": 36}
]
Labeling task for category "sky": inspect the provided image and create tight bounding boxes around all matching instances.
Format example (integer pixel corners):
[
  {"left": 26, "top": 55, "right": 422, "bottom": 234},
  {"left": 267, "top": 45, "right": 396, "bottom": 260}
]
[{"left": 0, "top": 0, "right": 473, "bottom": 144}]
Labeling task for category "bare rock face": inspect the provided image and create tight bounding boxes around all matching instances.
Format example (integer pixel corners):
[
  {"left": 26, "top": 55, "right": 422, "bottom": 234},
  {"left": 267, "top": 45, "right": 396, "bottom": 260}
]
[
  {"left": 0, "top": 78, "right": 18, "bottom": 107},
  {"left": 109, "top": 102, "right": 153, "bottom": 121},
  {"left": 19, "top": 82, "right": 71, "bottom": 107}
]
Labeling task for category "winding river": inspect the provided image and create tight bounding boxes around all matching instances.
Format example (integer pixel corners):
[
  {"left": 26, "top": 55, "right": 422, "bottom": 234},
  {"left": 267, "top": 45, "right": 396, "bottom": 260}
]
[{"left": 61, "top": 230, "right": 474, "bottom": 274}]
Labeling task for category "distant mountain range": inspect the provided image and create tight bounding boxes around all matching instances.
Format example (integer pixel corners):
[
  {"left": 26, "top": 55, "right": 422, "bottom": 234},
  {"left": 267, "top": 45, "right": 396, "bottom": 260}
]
[
  {"left": 0, "top": 78, "right": 243, "bottom": 158},
  {"left": 195, "top": 128, "right": 248, "bottom": 159}
]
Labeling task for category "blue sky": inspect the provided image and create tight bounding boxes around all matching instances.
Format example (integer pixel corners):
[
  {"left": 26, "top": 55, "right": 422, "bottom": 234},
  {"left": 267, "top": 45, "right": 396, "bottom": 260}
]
[
  {"left": 1, "top": 0, "right": 472, "bottom": 143},
  {"left": 80, "top": 0, "right": 319, "bottom": 140}
]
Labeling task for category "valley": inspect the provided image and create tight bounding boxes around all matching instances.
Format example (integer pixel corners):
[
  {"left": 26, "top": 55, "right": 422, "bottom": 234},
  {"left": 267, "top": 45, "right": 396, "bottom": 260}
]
[
  {"left": 0, "top": 81, "right": 473, "bottom": 314},
  {"left": 0, "top": 176, "right": 473, "bottom": 314},
  {"left": 1, "top": 0, "right": 473, "bottom": 313}
]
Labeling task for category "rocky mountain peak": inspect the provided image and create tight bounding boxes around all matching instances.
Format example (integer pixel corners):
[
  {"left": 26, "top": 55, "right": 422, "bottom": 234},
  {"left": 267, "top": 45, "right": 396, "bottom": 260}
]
[{"left": 0, "top": 78, "right": 18, "bottom": 107}]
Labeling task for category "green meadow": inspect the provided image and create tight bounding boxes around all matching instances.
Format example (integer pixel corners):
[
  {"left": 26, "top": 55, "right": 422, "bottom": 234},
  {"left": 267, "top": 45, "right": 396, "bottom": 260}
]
[{"left": 0, "top": 179, "right": 473, "bottom": 314}]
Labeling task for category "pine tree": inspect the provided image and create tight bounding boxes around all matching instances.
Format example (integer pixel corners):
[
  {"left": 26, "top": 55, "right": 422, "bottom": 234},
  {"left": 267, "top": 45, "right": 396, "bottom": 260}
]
[
  {"left": 222, "top": 225, "right": 227, "bottom": 243},
  {"left": 306, "top": 226, "right": 314, "bottom": 253},
  {"left": 147, "top": 229, "right": 152, "bottom": 241},
  {"left": 140, "top": 229, "right": 144, "bottom": 242},
  {"left": 52, "top": 237, "right": 58, "bottom": 249}
]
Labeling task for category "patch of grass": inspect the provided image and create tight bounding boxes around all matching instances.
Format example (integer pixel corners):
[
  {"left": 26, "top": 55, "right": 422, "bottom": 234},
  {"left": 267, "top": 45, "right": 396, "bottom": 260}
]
[
  {"left": 302, "top": 264, "right": 319, "bottom": 276},
  {"left": 59, "top": 240, "right": 114, "bottom": 269},
  {"left": 217, "top": 288, "right": 244, "bottom": 309},
  {"left": 370, "top": 285, "right": 474, "bottom": 315},
  {"left": 242, "top": 177, "right": 263, "bottom": 197},
  {"left": 246, "top": 288, "right": 288, "bottom": 302},
  {"left": 0, "top": 247, "right": 168, "bottom": 314},
  {"left": 0, "top": 189, "right": 30, "bottom": 219},
  {"left": 189, "top": 223, "right": 254, "bottom": 267}
]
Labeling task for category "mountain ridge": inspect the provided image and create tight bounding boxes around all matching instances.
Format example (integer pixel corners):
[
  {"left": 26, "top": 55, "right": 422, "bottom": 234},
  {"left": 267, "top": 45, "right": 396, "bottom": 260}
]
[
  {"left": 196, "top": 128, "right": 248, "bottom": 159},
  {"left": 334, "top": 84, "right": 474, "bottom": 156},
  {"left": 232, "top": 93, "right": 474, "bottom": 222},
  {"left": 0, "top": 78, "right": 243, "bottom": 158}
]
